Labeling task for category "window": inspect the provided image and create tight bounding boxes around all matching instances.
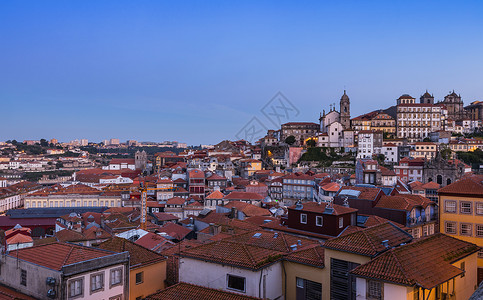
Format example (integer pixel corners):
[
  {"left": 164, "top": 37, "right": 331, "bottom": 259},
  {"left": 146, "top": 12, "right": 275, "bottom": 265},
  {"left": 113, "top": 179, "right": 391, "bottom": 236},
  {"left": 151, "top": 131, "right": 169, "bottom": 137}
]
[
  {"left": 227, "top": 274, "right": 246, "bottom": 292},
  {"left": 296, "top": 277, "right": 304, "bottom": 288},
  {"left": 477, "top": 225, "right": 483, "bottom": 237},
  {"left": 90, "top": 272, "right": 104, "bottom": 292},
  {"left": 444, "top": 200, "right": 456, "bottom": 213},
  {"left": 445, "top": 221, "right": 456, "bottom": 234},
  {"left": 316, "top": 216, "right": 323, "bottom": 227},
  {"left": 460, "top": 223, "right": 472, "bottom": 236},
  {"left": 367, "top": 280, "right": 382, "bottom": 300},
  {"left": 478, "top": 249, "right": 483, "bottom": 258},
  {"left": 110, "top": 268, "right": 123, "bottom": 287},
  {"left": 20, "top": 269, "right": 26, "bottom": 286},
  {"left": 69, "top": 278, "right": 83, "bottom": 298},
  {"left": 460, "top": 201, "right": 472, "bottom": 214},
  {"left": 477, "top": 203, "right": 483, "bottom": 215},
  {"left": 300, "top": 214, "right": 307, "bottom": 224},
  {"left": 135, "top": 271, "right": 143, "bottom": 284},
  {"left": 338, "top": 217, "right": 343, "bottom": 228}
]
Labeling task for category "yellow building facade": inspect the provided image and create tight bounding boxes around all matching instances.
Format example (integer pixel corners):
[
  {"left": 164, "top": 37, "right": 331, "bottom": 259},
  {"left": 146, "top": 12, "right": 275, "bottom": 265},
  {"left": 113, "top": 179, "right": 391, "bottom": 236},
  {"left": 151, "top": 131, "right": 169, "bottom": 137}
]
[{"left": 439, "top": 174, "right": 483, "bottom": 284}]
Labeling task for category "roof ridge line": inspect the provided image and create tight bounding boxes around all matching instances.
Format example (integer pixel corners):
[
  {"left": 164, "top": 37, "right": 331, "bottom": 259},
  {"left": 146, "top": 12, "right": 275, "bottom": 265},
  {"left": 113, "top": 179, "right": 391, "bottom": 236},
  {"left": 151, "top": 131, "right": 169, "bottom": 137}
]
[
  {"left": 242, "top": 243, "right": 257, "bottom": 267},
  {"left": 389, "top": 249, "right": 413, "bottom": 286},
  {"left": 61, "top": 244, "right": 75, "bottom": 267}
]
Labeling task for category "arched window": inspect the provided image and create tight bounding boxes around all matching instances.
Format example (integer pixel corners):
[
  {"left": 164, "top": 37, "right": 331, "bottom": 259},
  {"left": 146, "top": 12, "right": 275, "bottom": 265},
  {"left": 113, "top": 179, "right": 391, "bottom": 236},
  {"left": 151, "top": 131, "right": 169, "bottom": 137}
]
[
  {"left": 447, "top": 178, "right": 452, "bottom": 185},
  {"left": 437, "top": 175, "right": 443, "bottom": 185}
]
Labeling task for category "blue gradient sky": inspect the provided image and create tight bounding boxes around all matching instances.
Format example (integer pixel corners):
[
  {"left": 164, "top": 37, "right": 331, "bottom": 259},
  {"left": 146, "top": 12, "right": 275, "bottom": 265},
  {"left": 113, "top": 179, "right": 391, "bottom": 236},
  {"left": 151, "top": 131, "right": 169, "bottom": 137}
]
[{"left": 1, "top": 1, "right": 482, "bottom": 145}]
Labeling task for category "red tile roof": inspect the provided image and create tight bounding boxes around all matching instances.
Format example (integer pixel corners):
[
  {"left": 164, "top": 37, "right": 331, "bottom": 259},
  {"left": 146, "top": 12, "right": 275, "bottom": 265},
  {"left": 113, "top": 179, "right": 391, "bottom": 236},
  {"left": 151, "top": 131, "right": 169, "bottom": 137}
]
[
  {"left": 289, "top": 201, "right": 357, "bottom": 216},
  {"left": 0, "top": 284, "right": 36, "bottom": 300},
  {"left": 145, "top": 282, "right": 261, "bottom": 300},
  {"left": 438, "top": 174, "right": 483, "bottom": 196},
  {"left": 224, "top": 201, "right": 271, "bottom": 217},
  {"left": 284, "top": 244, "right": 325, "bottom": 268},
  {"left": 421, "top": 181, "right": 440, "bottom": 190},
  {"left": 181, "top": 239, "right": 284, "bottom": 270},
  {"left": 224, "top": 191, "right": 264, "bottom": 201},
  {"left": 324, "top": 222, "right": 413, "bottom": 257},
  {"left": 166, "top": 197, "right": 186, "bottom": 205},
  {"left": 9, "top": 242, "right": 115, "bottom": 270},
  {"left": 375, "top": 194, "right": 432, "bottom": 211},
  {"left": 206, "top": 190, "right": 225, "bottom": 199},
  {"left": 97, "top": 237, "right": 165, "bottom": 268},
  {"left": 189, "top": 169, "right": 205, "bottom": 179},
  {"left": 351, "top": 233, "right": 479, "bottom": 289},
  {"left": 159, "top": 222, "right": 192, "bottom": 240},
  {"left": 152, "top": 212, "right": 179, "bottom": 221},
  {"left": 135, "top": 232, "right": 173, "bottom": 252},
  {"left": 320, "top": 182, "right": 341, "bottom": 192}
]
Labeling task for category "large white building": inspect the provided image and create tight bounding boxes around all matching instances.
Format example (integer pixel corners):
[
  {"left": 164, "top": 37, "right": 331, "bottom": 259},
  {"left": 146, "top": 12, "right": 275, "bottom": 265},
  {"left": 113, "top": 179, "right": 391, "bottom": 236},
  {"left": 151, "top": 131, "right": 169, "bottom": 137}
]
[
  {"left": 396, "top": 94, "right": 444, "bottom": 142},
  {"left": 357, "top": 130, "right": 383, "bottom": 159}
]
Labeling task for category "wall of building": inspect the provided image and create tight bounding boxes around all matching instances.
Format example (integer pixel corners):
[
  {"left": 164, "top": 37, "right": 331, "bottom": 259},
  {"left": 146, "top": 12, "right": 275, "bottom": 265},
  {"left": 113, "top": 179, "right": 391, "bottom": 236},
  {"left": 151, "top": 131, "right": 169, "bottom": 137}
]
[
  {"left": 324, "top": 249, "right": 371, "bottom": 300},
  {"left": 129, "top": 261, "right": 167, "bottom": 300},
  {"left": 1, "top": 255, "right": 60, "bottom": 300},
  {"left": 282, "top": 261, "right": 325, "bottom": 300},
  {"left": 179, "top": 257, "right": 283, "bottom": 299}
]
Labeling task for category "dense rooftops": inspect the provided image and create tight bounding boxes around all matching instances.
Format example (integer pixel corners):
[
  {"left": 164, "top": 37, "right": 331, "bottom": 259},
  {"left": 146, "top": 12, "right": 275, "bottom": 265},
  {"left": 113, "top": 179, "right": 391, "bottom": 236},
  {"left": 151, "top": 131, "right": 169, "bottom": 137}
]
[
  {"left": 351, "top": 233, "right": 479, "bottom": 289},
  {"left": 324, "top": 222, "right": 413, "bottom": 257}
]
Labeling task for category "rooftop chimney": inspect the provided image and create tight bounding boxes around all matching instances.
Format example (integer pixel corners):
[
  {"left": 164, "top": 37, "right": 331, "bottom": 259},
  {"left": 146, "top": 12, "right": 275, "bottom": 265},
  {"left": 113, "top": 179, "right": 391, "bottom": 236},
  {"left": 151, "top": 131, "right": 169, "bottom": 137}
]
[{"left": 382, "top": 240, "right": 389, "bottom": 248}]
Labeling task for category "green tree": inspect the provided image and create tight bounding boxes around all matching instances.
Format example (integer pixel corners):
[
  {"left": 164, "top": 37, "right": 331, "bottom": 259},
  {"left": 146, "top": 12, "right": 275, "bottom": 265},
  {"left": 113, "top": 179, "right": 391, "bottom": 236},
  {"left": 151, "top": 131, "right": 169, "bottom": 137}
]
[
  {"left": 40, "top": 138, "right": 48, "bottom": 147},
  {"left": 306, "top": 139, "right": 316, "bottom": 148},
  {"left": 285, "top": 135, "right": 296, "bottom": 145}
]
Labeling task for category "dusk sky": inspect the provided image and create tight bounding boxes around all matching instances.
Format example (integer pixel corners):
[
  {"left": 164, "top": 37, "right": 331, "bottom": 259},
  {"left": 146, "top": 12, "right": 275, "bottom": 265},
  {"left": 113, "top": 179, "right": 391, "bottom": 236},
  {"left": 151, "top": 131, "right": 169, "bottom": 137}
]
[{"left": 1, "top": 1, "right": 482, "bottom": 145}]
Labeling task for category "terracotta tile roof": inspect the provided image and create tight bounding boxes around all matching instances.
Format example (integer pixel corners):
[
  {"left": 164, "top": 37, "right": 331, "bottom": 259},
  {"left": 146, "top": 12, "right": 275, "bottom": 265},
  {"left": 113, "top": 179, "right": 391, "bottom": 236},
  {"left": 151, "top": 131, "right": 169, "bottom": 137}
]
[
  {"left": 284, "top": 244, "right": 325, "bottom": 268},
  {"left": 324, "top": 222, "right": 413, "bottom": 257},
  {"left": 147, "top": 201, "right": 165, "bottom": 208},
  {"left": 198, "top": 218, "right": 261, "bottom": 236},
  {"left": 380, "top": 166, "right": 396, "bottom": 176},
  {"left": 244, "top": 216, "right": 278, "bottom": 226},
  {"left": 0, "top": 284, "right": 36, "bottom": 300},
  {"left": 358, "top": 214, "right": 405, "bottom": 229},
  {"left": 159, "top": 222, "right": 192, "bottom": 240},
  {"left": 206, "top": 190, "right": 225, "bottom": 199},
  {"left": 289, "top": 201, "right": 358, "bottom": 216},
  {"left": 261, "top": 219, "right": 335, "bottom": 240},
  {"left": 97, "top": 237, "right": 165, "bottom": 268},
  {"left": 189, "top": 169, "right": 205, "bottom": 178},
  {"left": 145, "top": 282, "right": 261, "bottom": 300},
  {"left": 181, "top": 239, "right": 284, "bottom": 270},
  {"left": 161, "top": 239, "right": 204, "bottom": 257},
  {"left": 135, "top": 232, "right": 174, "bottom": 252},
  {"left": 438, "top": 174, "right": 483, "bottom": 196},
  {"left": 409, "top": 181, "right": 424, "bottom": 191},
  {"left": 206, "top": 173, "right": 227, "bottom": 181},
  {"left": 222, "top": 230, "right": 320, "bottom": 252},
  {"left": 336, "top": 186, "right": 382, "bottom": 201},
  {"left": 83, "top": 226, "right": 111, "bottom": 240},
  {"left": 351, "top": 233, "right": 479, "bottom": 289},
  {"left": 152, "top": 212, "right": 179, "bottom": 221},
  {"left": 421, "top": 181, "right": 440, "bottom": 190},
  {"left": 375, "top": 194, "right": 432, "bottom": 211},
  {"left": 55, "top": 228, "right": 87, "bottom": 242},
  {"left": 166, "top": 197, "right": 186, "bottom": 205},
  {"left": 224, "top": 201, "right": 271, "bottom": 217},
  {"left": 224, "top": 191, "right": 264, "bottom": 201},
  {"left": 8, "top": 242, "right": 115, "bottom": 270},
  {"left": 320, "top": 182, "right": 341, "bottom": 192},
  {"left": 173, "top": 178, "right": 187, "bottom": 183},
  {"left": 6, "top": 234, "right": 33, "bottom": 245}
]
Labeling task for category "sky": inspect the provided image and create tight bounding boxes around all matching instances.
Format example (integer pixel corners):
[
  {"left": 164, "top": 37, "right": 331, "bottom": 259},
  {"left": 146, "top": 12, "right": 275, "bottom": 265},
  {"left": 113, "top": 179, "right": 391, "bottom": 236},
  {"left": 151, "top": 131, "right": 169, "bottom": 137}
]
[{"left": 1, "top": 1, "right": 482, "bottom": 145}]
